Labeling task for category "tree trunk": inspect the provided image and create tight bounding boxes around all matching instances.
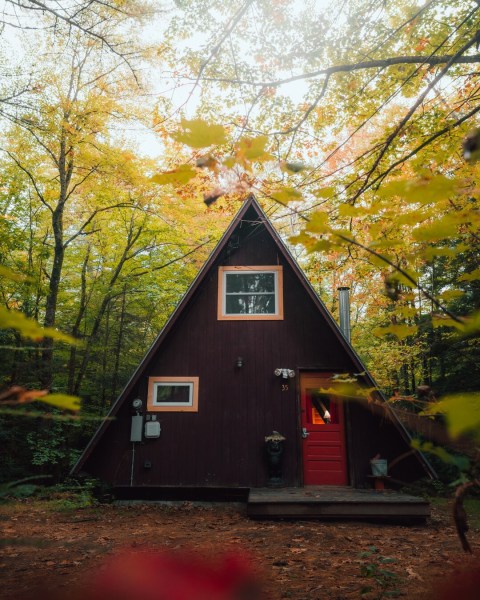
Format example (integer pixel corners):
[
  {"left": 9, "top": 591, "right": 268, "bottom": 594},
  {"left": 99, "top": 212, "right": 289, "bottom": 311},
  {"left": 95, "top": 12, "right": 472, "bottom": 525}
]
[
  {"left": 40, "top": 205, "right": 65, "bottom": 389},
  {"left": 40, "top": 116, "right": 74, "bottom": 389},
  {"left": 100, "top": 301, "right": 112, "bottom": 414},
  {"left": 422, "top": 353, "right": 431, "bottom": 387},
  {"left": 74, "top": 218, "right": 143, "bottom": 395},
  {"left": 401, "top": 363, "right": 410, "bottom": 394},
  {"left": 410, "top": 358, "right": 416, "bottom": 395},
  {"left": 8, "top": 332, "right": 22, "bottom": 385},
  {"left": 110, "top": 285, "right": 127, "bottom": 404},
  {"left": 67, "top": 246, "right": 91, "bottom": 394}
]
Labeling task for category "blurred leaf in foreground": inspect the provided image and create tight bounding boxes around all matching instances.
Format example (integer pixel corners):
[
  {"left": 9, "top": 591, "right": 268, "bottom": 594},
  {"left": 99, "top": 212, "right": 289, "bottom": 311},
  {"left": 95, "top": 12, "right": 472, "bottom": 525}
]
[
  {"left": 422, "top": 393, "right": 480, "bottom": 441},
  {"left": 0, "top": 306, "right": 79, "bottom": 344}
]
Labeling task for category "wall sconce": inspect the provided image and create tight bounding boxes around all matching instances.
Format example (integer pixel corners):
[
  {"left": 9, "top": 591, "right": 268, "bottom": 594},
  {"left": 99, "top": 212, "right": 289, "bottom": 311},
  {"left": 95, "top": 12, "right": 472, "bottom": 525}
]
[
  {"left": 236, "top": 356, "right": 244, "bottom": 368},
  {"left": 274, "top": 368, "right": 295, "bottom": 379},
  {"left": 132, "top": 398, "right": 143, "bottom": 413}
]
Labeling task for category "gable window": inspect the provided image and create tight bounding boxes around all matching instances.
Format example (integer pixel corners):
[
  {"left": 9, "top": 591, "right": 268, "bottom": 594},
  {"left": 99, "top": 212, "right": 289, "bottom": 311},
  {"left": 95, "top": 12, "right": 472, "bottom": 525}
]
[
  {"left": 218, "top": 266, "right": 283, "bottom": 320},
  {"left": 147, "top": 377, "right": 199, "bottom": 412}
]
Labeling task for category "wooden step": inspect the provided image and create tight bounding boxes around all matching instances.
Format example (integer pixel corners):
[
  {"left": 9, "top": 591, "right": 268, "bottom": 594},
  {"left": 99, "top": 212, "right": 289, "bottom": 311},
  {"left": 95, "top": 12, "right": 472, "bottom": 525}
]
[{"left": 247, "top": 486, "right": 430, "bottom": 522}]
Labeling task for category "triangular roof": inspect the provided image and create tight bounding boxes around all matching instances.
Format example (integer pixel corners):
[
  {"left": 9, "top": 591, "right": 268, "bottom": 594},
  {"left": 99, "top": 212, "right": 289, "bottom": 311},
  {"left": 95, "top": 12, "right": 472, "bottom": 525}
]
[{"left": 73, "top": 195, "right": 435, "bottom": 478}]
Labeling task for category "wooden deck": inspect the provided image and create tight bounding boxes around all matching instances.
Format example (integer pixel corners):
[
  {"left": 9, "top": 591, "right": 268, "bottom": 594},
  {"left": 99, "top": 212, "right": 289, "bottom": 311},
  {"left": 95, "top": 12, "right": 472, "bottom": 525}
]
[{"left": 247, "top": 486, "right": 430, "bottom": 522}]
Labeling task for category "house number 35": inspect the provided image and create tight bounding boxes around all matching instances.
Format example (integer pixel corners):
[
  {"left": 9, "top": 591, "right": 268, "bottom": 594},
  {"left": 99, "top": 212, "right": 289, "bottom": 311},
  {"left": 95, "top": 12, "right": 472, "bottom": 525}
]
[{"left": 281, "top": 384, "right": 289, "bottom": 392}]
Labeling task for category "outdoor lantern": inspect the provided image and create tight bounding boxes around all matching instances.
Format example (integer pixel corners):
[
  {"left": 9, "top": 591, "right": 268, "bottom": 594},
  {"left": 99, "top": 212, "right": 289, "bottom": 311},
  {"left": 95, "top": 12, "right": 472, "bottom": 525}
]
[{"left": 236, "top": 356, "right": 244, "bottom": 368}]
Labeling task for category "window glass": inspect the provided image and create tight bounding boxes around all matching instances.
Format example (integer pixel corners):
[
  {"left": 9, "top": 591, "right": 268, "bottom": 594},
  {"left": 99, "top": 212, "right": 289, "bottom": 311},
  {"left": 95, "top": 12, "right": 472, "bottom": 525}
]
[
  {"left": 218, "top": 266, "right": 283, "bottom": 320},
  {"left": 306, "top": 390, "right": 338, "bottom": 425},
  {"left": 153, "top": 383, "right": 192, "bottom": 406},
  {"left": 147, "top": 377, "right": 199, "bottom": 412},
  {"left": 225, "top": 293, "right": 275, "bottom": 315},
  {"left": 224, "top": 272, "right": 277, "bottom": 315},
  {"left": 225, "top": 272, "right": 275, "bottom": 294}
]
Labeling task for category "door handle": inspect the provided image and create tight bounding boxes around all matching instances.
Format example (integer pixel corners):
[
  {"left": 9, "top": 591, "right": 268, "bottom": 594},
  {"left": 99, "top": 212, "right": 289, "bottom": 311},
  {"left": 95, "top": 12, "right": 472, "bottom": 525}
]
[{"left": 302, "top": 427, "right": 309, "bottom": 438}]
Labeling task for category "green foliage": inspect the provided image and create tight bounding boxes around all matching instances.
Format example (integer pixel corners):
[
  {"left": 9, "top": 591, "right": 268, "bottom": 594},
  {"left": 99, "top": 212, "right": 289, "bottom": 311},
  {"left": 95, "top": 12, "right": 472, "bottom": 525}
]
[
  {"left": 422, "top": 393, "right": 480, "bottom": 441},
  {"left": 0, "top": 265, "right": 29, "bottom": 282},
  {"left": 0, "top": 477, "right": 106, "bottom": 510},
  {"left": 238, "top": 135, "right": 273, "bottom": 162},
  {"left": 411, "top": 439, "right": 470, "bottom": 473},
  {"left": 430, "top": 497, "right": 480, "bottom": 528},
  {"left": 173, "top": 118, "right": 227, "bottom": 148},
  {"left": 372, "top": 323, "right": 418, "bottom": 341},
  {"left": 35, "top": 478, "right": 105, "bottom": 511},
  {"left": 151, "top": 165, "right": 197, "bottom": 185},
  {"left": 26, "top": 420, "right": 71, "bottom": 467},
  {"left": 402, "top": 477, "right": 451, "bottom": 498},
  {"left": 358, "top": 547, "right": 401, "bottom": 599},
  {"left": 0, "top": 476, "right": 50, "bottom": 502},
  {"left": 271, "top": 187, "right": 304, "bottom": 205}
]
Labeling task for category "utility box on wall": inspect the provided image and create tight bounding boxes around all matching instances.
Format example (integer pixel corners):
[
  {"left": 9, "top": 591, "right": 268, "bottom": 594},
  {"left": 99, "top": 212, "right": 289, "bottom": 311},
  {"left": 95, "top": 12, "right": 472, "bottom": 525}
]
[
  {"left": 130, "top": 415, "right": 143, "bottom": 442},
  {"left": 145, "top": 419, "right": 161, "bottom": 439}
]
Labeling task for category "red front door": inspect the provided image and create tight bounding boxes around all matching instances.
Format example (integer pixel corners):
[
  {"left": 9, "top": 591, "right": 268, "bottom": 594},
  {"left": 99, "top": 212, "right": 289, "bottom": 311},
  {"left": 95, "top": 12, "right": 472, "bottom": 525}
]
[{"left": 300, "top": 373, "right": 348, "bottom": 486}]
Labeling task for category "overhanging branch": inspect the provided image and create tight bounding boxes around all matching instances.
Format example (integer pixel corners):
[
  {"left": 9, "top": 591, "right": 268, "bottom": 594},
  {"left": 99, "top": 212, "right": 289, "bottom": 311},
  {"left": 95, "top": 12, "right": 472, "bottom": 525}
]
[{"left": 193, "top": 54, "right": 480, "bottom": 88}]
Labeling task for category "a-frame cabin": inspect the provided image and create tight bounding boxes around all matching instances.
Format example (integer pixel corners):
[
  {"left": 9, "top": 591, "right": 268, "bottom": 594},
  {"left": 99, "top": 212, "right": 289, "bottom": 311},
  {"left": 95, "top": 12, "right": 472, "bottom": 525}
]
[{"left": 73, "top": 196, "right": 433, "bottom": 503}]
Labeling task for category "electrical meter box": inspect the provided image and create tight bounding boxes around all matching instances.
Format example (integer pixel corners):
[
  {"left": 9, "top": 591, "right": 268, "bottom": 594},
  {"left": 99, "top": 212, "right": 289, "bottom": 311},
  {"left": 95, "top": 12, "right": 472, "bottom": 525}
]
[
  {"left": 145, "top": 420, "right": 161, "bottom": 439},
  {"left": 130, "top": 414, "right": 143, "bottom": 442}
]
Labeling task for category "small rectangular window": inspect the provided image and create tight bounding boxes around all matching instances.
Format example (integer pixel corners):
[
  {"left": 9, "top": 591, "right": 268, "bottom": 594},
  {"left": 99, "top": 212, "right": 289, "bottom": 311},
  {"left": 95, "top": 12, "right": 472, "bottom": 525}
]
[
  {"left": 218, "top": 266, "right": 283, "bottom": 320},
  {"left": 147, "top": 377, "right": 199, "bottom": 412}
]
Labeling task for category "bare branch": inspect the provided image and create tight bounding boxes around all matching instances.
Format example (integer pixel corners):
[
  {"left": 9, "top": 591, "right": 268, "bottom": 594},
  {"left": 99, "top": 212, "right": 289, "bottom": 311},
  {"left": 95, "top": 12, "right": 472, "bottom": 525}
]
[
  {"left": 63, "top": 202, "right": 140, "bottom": 247},
  {"left": 193, "top": 54, "right": 480, "bottom": 89},
  {"left": 453, "top": 480, "right": 480, "bottom": 553},
  {"left": 349, "top": 28, "right": 480, "bottom": 204},
  {"left": 131, "top": 237, "right": 215, "bottom": 278},
  {"left": 8, "top": 0, "right": 142, "bottom": 80},
  {"left": 2, "top": 150, "right": 52, "bottom": 212},
  {"left": 64, "top": 164, "right": 100, "bottom": 201},
  {"left": 364, "top": 102, "right": 480, "bottom": 194},
  {"left": 177, "top": 0, "right": 255, "bottom": 115},
  {"left": 281, "top": 74, "right": 331, "bottom": 156},
  {"left": 20, "top": 123, "right": 59, "bottom": 167}
]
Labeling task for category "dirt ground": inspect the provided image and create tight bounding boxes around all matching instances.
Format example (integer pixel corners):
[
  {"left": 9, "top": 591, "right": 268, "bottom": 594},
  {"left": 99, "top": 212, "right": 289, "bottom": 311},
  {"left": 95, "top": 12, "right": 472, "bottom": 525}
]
[{"left": 0, "top": 498, "right": 478, "bottom": 600}]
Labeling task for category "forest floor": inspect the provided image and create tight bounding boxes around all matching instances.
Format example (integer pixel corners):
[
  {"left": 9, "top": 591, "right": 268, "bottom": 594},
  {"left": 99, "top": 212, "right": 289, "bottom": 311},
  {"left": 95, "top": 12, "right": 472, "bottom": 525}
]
[{"left": 0, "top": 496, "right": 479, "bottom": 600}]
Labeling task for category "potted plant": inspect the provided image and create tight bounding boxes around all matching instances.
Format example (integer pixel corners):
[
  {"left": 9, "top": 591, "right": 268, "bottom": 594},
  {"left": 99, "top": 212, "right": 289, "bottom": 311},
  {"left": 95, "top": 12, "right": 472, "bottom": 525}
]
[{"left": 370, "top": 454, "right": 388, "bottom": 476}]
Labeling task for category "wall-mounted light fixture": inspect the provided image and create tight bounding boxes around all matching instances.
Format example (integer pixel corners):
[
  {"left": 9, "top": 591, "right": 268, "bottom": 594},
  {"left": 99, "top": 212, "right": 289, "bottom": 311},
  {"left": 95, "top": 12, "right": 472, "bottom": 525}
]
[
  {"left": 236, "top": 356, "right": 244, "bottom": 368},
  {"left": 274, "top": 368, "right": 295, "bottom": 379},
  {"left": 132, "top": 398, "right": 143, "bottom": 413}
]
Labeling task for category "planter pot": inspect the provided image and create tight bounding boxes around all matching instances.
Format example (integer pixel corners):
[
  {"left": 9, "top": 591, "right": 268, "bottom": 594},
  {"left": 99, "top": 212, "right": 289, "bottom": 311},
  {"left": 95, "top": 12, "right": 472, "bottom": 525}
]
[{"left": 370, "top": 458, "right": 388, "bottom": 477}]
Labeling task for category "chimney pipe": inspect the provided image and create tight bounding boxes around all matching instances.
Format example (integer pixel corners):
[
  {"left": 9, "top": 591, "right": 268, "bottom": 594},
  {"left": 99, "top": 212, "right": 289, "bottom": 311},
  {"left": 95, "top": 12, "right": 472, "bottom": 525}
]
[{"left": 338, "top": 286, "right": 351, "bottom": 342}]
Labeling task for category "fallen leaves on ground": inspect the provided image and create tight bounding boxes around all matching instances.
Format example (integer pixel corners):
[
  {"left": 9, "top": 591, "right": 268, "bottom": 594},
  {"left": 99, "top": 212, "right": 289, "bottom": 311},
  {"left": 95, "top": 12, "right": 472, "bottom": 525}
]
[{"left": 0, "top": 499, "right": 478, "bottom": 599}]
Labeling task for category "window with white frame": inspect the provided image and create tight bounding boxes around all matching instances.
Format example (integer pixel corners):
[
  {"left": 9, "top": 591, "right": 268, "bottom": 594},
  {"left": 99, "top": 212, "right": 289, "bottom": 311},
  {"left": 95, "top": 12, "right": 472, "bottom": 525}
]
[
  {"left": 147, "top": 377, "right": 199, "bottom": 412},
  {"left": 218, "top": 266, "right": 283, "bottom": 320}
]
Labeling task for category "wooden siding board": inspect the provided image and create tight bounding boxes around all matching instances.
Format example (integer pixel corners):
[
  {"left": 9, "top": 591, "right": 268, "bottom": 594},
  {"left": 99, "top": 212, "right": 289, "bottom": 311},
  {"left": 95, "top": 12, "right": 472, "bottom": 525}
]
[{"left": 244, "top": 320, "right": 259, "bottom": 486}]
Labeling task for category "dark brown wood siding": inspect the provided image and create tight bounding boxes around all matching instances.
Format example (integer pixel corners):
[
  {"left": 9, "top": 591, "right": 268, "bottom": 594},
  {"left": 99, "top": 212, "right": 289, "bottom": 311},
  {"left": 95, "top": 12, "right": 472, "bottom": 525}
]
[{"left": 83, "top": 208, "right": 426, "bottom": 488}]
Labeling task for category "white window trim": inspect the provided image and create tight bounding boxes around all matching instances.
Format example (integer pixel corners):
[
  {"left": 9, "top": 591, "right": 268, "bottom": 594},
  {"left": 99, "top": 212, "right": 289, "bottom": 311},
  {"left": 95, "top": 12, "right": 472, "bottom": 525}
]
[
  {"left": 147, "top": 377, "right": 199, "bottom": 412},
  {"left": 217, "top": 265, "right": 284, "bottom": 321}
]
